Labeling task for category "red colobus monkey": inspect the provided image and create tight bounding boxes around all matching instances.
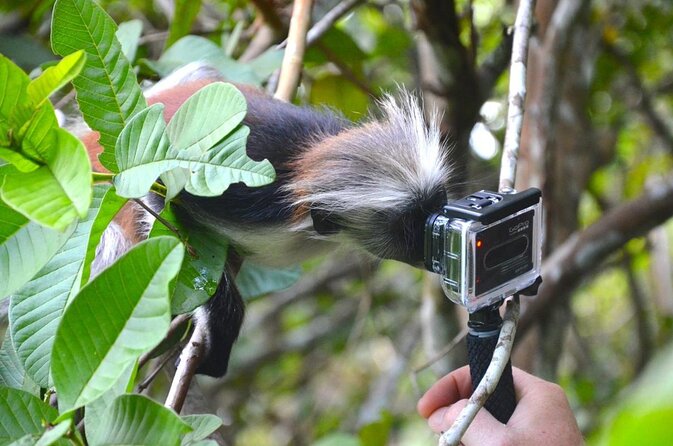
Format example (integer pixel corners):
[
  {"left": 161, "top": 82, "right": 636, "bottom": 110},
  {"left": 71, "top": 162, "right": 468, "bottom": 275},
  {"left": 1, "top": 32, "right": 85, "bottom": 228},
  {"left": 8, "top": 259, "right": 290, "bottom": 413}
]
[{"left": 80, "top": 63, "right": 454, "bottom": 377}]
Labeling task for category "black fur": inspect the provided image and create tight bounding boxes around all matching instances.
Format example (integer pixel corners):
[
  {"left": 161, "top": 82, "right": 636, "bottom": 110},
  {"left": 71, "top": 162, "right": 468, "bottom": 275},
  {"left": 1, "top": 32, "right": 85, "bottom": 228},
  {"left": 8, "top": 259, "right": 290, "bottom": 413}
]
[
  {"left": 180, "top": 94, "right": 349, "bottom": 378},
  {"left": 195, "top": 266, "right": 245, "bottom": 377},
  {"left": 180, "top": 92, "right": 349, "bottom": 225}
]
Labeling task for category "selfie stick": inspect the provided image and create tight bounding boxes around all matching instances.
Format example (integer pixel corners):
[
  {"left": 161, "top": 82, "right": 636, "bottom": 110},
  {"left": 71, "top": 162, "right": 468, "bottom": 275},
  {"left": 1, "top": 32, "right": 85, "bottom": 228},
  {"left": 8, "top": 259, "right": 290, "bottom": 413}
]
[
  {"left": 466, "top": 277, "right": 540, "bottom": 423},
  {"left": 467, "top": 303, "right": 516, "bottom": 423}
]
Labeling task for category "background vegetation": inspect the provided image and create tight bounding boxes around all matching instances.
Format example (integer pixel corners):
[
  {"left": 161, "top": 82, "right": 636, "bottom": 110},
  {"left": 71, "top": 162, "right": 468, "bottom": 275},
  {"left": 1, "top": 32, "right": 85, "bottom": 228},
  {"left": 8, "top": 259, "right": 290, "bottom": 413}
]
[{"left": 1, "top": 0, "right": 673, "bottom": 444}]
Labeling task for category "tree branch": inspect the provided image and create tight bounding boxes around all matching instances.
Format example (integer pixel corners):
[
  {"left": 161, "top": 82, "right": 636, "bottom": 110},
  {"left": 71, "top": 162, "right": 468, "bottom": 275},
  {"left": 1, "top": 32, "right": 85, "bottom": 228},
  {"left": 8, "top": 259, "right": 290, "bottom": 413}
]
[
  {"left": 498, "top": 0, "right": 537, "bottom": 192},
  {"left": 518, "top": 174, "right": 673, "bottom": 337},
  {"left": 603, "top": 41, "right": 673, "bottom": 153},
  {"left": 165, "top": 322, "right": 207, "bottom": 413},
  {"left": 274, "top": 0, "right": 313, "bottom": 102}
]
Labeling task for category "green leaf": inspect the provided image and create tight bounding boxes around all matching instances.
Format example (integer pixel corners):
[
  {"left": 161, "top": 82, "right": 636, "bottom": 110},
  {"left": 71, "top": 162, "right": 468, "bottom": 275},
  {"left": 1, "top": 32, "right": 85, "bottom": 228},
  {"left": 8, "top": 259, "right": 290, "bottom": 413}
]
[
  {"left": 17, "top": 101, "right": 59, "bottom": 161},
  {"left": 604, "top": 407, "right": 673, "bottom": 446},
  {"left": 81, "top": 186, "right": 128, "bottom": 284},
  {"left": 313, "top": 433, "right": 360, "bottom": 446},
  {"left": 165, "top": 0, "right": 202, "bottom": 49},
  {"left": 27, "top": 50, "right": 85, "bottom": 106},
  {"left": 141, "top": 36, "right": 261, "bottom": 84},
  {"left": 181, "top": 414, "right": 222, "bottom": 445},
  {"left": 0, "top": 128, "right": 92, "bottom": 230},
  {"left": 93, "top": 394, "right": 191, "bottom": 446},
  {"left": 84, "top": 363, "right": 136, "bottom": 446},
  {"left": 358, "top": 412, "right": 393, "bottom": 446},
  {"left": 34, "top": 419, "right": 71, "bottom": 446},
  {"left": 113, "top": 83, "right": 275, "bottom": 199},
  {"left": 179, "top": 125, "right": 275, "bottom": 197},
  {"left": 247, "top": 48, "right": 284, "bottom": 81},
  {"left": 148, "top": 204, "right": 228, "bottom": 314},
  {"left": 310, "top": 74, "right": 369, "bottom": 121},
  {"left": 9, "top": 186, "right": 109, "bottom": 387},
  {"left": 166, "top": 82, "right": 246, "bottom": 157},
  {"left": 116, "top": 20, "right": 143, "bottom": 63},
  {"left": 0, "top": 54, "right": 29, "bottom": 123},
  {"left": 0, "top": 148, "right": 40, "bottom": 173},
  {"left": 236, "top": 262, "right": 301, "bottom": 301},
  {"left": 0, "top": 332, "right": 26, "bottom": 390},
  {"left": 113, "top": 104, "right": 172, "bottom": 198},
  {"left": 51, "top": 236, "right": 184, "bottom": 411},
  {"left": 0, "top": 199, "right": 75, "bottom": 299},
  {"left": 51, "top": 0, "right": 148, "bottom": 172},
  {"left": 0, "top": 387, "right": 58, "bottom": 444}
]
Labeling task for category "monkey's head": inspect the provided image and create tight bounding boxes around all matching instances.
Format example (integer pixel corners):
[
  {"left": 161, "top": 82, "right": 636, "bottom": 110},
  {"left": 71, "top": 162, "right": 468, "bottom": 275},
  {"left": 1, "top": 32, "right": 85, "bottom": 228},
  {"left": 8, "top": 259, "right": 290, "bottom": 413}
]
[{"left": 288, "top": 92, "right": 453, "bottom": 266}]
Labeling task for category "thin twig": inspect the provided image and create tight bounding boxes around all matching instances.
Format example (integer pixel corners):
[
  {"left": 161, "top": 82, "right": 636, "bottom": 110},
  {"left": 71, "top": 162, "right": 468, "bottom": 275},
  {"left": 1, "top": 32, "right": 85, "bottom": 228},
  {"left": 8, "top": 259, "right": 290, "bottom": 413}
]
[
  {"left": 308, "top": 0, "right": 362, "bottom": 47},
  {"left": 498, "top": 0, "right": 537, "bottom": 192},
  {"left": 132, "top": 198, "right": 196, "bottom": 257},
  {"left": 440, "top": 298, "right": 521, "bottom": 446},
  {"left": 277, "top": 0, "right": 363, "bottom": 50},
  {"left": 165, "top": 322, "right": 207, "bottom": 413},
  {"left": 413, "top": 326, "right": 469, "bottom": 376},
  {"left": 137, "top": 347, "right": 181, "bottom": 393},
  {"left": 274, "top": 0, "right": 313, "bottom": 101}
]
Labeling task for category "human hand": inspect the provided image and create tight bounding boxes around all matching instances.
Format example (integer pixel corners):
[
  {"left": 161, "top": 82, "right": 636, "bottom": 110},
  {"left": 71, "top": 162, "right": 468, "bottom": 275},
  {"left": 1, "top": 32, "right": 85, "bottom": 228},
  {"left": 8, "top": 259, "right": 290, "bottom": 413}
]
[{"left": 417, "top": 365, "right": 583, "bottom": 445}]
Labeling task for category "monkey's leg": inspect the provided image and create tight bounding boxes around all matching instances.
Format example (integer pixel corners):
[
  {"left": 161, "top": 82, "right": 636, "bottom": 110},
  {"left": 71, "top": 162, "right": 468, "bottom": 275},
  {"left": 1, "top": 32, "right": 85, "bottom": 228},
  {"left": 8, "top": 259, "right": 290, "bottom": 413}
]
[{"left": 193, "top": 259, "right": 246, "bottom": 378}]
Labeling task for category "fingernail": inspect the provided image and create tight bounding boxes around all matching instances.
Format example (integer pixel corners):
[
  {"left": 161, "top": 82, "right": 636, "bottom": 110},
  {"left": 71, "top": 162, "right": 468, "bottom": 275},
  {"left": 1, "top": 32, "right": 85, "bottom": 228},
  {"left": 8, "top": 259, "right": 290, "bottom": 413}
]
[{"left": 428, "top": 407, "right": 448, "bottom": 431}]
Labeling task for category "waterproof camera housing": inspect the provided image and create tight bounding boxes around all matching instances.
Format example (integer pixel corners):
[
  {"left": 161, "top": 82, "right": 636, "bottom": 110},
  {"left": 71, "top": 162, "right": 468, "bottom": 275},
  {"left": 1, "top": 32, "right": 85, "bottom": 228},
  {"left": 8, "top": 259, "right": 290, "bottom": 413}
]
[{"left": 424, "top": 188, "right": 542, "bottom": 313}]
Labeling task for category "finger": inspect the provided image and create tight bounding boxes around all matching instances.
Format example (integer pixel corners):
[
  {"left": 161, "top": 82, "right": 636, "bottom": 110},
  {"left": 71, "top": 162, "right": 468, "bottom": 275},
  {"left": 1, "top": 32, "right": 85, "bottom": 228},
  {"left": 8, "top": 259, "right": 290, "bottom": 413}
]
[
  {"left": 417, "top": 366, "right": 473, "bottom": 418},
  {"left": 511, "top": 367, "right": 555, "bottom": 401},
  {"left": 427, "top": 400, "right": 508, "bottom": 445}
]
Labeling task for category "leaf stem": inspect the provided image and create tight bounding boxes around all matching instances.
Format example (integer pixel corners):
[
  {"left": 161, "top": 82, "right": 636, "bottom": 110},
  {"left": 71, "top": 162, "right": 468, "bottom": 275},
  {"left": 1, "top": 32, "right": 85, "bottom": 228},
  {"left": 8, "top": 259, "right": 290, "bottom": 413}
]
[
  {"left": 91, "top": 173, "right": 166, "bottom": 198},
  {"left": 92, "top": 172, "right": 114, "bottom": 183},
  {"left": 150, "top": 181, "right": 167, "bottom": 197},
  {"left": 132, "top": 198, "right": 197, "bottom": 258}
]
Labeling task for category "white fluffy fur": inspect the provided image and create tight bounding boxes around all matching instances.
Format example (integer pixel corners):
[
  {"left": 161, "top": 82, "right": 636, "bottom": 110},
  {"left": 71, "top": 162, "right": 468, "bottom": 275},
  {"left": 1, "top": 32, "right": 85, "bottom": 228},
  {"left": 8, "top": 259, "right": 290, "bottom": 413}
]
[{"left": 287, "top": 91, "right": 452, "bottom": 259}]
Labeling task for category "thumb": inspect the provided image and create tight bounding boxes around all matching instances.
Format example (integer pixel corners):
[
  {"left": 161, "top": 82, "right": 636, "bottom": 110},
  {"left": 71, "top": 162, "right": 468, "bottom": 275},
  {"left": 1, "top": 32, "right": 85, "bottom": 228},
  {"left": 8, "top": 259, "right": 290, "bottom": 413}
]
[{"left": 428, "top": 400, "right": 508, "bottom": 446}]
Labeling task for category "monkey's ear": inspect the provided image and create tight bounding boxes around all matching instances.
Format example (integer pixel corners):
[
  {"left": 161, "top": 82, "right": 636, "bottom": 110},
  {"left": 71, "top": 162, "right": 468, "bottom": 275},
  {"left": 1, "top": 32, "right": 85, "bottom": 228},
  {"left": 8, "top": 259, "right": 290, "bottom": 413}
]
[{"left": 311, "top": 208, "right": 342, "bottom": 235}]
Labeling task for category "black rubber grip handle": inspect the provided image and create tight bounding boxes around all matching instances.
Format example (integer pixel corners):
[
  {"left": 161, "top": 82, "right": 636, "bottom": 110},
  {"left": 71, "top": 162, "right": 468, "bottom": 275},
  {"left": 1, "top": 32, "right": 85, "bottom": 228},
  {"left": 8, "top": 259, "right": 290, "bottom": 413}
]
[{"left": 467, "top": 331, "right": 516, "bottom": 423}]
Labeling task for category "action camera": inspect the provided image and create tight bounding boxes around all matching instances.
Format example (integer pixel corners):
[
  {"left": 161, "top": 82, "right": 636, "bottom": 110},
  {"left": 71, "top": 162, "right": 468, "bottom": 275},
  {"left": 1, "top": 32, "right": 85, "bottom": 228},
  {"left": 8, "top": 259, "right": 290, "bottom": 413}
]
[{"left": 424, "top": 188, "right": 542, "bottom": 312}]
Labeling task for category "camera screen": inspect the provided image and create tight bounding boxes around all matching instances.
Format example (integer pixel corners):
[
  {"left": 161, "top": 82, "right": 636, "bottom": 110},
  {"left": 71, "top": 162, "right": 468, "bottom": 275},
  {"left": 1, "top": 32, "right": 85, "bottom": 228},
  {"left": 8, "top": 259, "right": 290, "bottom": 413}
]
[{"left": 474, "top": 209, "right": 535, "bottom": 295}]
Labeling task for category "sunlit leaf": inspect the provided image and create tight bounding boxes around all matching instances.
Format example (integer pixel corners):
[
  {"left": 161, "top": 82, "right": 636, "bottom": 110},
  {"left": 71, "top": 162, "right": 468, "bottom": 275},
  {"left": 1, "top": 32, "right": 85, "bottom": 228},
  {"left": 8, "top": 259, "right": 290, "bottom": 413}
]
[
  {"left": 113, "top": 104, "right": 172, "bottom": 198},
  {"left": 26, "top": 50, "right": 85, "bottom": 106},
  {"left": 0, "top": 128, "right": 92, "bottom": 230},
  {"left": 166, "top": 82, "right": 246, "bottom": 157},
  {"left": 0, "top": 54, "right": 29, "bottom": 123}
]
